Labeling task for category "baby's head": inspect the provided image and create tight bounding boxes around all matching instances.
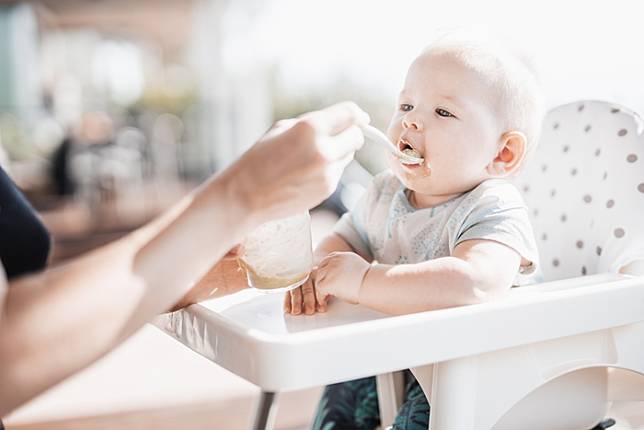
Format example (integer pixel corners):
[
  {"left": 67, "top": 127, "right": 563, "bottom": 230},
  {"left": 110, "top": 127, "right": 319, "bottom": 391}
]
[{"left": 386, "top": 38, "right": 544, "bottom": 205}]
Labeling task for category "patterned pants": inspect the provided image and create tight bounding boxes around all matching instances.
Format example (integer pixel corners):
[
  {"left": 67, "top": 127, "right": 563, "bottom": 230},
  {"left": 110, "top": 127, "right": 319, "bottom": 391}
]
[{"left": 312, "top": 370, "right": 429, "bottom": 430}]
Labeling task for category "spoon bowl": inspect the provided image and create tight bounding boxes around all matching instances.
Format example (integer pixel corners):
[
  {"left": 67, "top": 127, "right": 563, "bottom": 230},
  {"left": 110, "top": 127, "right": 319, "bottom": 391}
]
[{"left": 361, "top": 125, "right": 424, "bottom": 166}]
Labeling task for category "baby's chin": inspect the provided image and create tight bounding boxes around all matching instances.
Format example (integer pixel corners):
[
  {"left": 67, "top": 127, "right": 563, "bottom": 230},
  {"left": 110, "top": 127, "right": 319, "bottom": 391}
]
[
  {"left": 389, "top": 158, "right": 431, "bottom": 186},
  {"left": 390, "top": 163, "right": 465, "bottom": 199},
  {"left": 391, "top": 165, "right": 433, "bottom": 193}
]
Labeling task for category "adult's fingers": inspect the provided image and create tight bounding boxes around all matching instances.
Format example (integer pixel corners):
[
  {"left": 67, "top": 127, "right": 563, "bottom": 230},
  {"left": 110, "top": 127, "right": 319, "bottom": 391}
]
[
  {"left": 321, "top": 151, "right": 356, "bottom": 193},
  {"left": 300, "top": 101, "right": 370, "bottom": 137},
  {"left": 317, "top": 125, "right": 365, "bottom": 162},
  {"left": 223, "top": 244, "right": 244, "bottom": 260}
]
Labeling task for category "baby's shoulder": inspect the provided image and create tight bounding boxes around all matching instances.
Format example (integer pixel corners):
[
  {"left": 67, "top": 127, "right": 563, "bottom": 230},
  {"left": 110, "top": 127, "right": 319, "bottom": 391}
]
[
  {"left": 464, "top": 179, "right": 526, "bottom": 208},
  {"left": 449, "top": 180, "right": 528, "bottom": 225}
]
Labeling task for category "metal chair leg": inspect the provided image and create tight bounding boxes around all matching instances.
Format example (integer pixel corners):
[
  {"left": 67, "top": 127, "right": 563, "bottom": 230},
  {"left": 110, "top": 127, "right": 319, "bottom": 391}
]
[{"left": 251, "top": 391, "right": 279, "bottom": 430}]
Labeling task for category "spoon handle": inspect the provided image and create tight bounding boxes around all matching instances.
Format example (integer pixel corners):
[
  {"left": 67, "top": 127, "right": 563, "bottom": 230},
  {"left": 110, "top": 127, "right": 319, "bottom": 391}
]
[
  {"left": 360, "top": 125, "right": 424, "bottom": 165},
  {"left": 361, "top": 125, "right": 397, "bottom": 156}
]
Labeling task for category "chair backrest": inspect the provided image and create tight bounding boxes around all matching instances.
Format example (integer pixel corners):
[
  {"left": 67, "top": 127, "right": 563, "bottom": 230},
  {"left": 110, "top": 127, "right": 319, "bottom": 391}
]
[{"left": 514, "top": 100, "right": 644, "bottom": 282}]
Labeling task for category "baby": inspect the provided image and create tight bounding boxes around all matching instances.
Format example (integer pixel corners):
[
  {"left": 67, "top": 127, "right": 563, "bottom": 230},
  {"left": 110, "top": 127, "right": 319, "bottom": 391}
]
[{"left": 286, "top": 38, "right": 544, "bottom": 429}]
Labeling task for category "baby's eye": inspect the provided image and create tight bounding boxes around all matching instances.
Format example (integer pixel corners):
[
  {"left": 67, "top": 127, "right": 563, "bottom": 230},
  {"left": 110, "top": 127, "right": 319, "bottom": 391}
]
[
  {"left": 435, "top": 108, "right": 454, "bottom": 118},
  {"left": 400, "top": 103, "right": 414, "bottom": 112}
]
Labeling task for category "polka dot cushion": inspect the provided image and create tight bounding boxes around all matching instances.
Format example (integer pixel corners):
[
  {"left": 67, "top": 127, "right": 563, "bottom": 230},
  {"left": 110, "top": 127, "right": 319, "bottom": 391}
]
[{"left": 514, "top": 101, "right": 644, "bottom": 281}]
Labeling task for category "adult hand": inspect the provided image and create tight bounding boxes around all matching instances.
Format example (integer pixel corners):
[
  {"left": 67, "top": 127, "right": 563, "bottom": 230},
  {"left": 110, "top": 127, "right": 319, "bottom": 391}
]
[
  {"left": 228, "top": 102, "right": 370, "bottom": 227},
  {"left": 168, "top": 245, "right": 245, "bottom": 311}
]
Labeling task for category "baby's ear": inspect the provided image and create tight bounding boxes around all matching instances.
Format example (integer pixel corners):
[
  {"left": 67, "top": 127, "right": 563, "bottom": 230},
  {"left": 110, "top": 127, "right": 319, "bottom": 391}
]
[{"left": 486, "top": 131, "right": 527, "bottom": 177}]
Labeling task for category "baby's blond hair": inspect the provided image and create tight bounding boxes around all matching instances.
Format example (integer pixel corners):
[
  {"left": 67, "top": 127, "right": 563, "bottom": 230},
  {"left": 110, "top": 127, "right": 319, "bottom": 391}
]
[{"left": 422, "top": 37, "right": 545, "bottom": 160}]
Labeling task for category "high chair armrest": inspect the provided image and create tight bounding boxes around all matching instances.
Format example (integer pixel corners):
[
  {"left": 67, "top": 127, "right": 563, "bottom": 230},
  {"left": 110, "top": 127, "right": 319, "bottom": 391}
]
[{"left": 153, "top": 273, "right": 644, "bottom": 392}]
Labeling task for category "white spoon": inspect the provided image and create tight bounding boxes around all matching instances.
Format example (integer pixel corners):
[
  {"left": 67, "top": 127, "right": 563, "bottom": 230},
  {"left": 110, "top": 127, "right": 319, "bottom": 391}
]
[{"left": 361, "top": 125, "right": 425, "bottom": 166}]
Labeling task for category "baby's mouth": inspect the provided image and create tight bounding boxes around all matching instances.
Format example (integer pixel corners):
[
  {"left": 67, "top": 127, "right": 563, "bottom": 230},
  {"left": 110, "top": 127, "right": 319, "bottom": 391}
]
[{"left": 397, "top": 138, "right": 423, "bottom": 160}]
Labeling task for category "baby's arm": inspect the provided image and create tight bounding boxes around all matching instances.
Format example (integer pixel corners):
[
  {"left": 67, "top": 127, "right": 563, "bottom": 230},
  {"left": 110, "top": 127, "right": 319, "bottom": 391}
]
[
  {"left": 314, "top": 233, "right": 362, "bottom": 265},
  {"left": 284, "top": 232, "right": 358, "bottom": 314},
  {"left": 315, "top": 239, "right": 521, "bottom": 315}
]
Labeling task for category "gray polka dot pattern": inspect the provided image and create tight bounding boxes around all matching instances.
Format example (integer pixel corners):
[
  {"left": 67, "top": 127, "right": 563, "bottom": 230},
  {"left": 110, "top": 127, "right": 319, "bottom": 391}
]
[{"left": 513, "top": 100, "right": 644, "bottom": 281}]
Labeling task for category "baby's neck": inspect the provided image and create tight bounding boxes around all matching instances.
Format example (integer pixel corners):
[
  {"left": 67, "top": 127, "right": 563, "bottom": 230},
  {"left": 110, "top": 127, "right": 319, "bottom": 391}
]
[{"left": 408, "top": 189, "right": 463, "bottom": 209}]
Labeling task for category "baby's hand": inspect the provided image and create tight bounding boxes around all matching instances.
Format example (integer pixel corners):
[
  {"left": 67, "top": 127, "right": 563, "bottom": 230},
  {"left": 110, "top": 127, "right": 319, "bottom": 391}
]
[
  {"left": 284, "top": 267, "right": 324, "bottom": 315},
  {"left": 316, "top": 252, "right": 370, "bottom": 305}
]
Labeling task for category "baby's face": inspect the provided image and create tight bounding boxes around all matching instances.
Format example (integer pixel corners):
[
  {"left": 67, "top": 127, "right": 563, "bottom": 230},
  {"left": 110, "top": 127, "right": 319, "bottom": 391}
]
[{"left": 386, "top": 52, "right": 502, "bottom": 205}]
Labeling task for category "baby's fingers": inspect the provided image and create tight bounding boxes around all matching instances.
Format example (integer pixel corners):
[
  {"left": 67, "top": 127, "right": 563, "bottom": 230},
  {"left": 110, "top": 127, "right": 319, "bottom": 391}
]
[
  {"left": 290, "top": 286, "right": 304, "bottom": 315},
  {"left": 315, "top": 282, "right": 329, "bottom": 313},
  {"left": 283, "top": 291, "right": 292, "bottom": 313},
  {"left": 301, "top": 279, "right": 317, "bottom": 315},
  {"left": 316, "top": 294, "right": 328, "bottom": 313}
]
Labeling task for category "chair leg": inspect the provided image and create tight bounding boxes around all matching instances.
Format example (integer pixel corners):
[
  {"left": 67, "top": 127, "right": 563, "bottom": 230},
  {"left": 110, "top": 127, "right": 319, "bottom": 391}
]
[
  {"left": 250, "top": 391, "right": 279, "bottom": 430},
  {"left": 414, "top": 358, "right": 484, "bottom": 430},
  {"left": 376, "top": 371, "right": 405, "bottom": 428},
  {"left": 590, "top": 418, "right": 616, "bottom": 429}
]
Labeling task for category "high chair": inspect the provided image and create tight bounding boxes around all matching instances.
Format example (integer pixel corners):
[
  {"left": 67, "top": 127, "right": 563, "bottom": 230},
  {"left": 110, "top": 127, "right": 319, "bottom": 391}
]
[
  {"left": 375, "top": 100, "right": 644, "bottom": 429},
  {"left": 155, "top": 100, "right": 644, "bottom": 430}
]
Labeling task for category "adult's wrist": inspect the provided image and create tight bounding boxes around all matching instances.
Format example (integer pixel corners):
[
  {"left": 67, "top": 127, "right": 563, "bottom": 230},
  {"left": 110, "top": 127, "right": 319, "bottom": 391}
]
[{"left": 198, "top": 167, "right": 255, "bottom": 241}]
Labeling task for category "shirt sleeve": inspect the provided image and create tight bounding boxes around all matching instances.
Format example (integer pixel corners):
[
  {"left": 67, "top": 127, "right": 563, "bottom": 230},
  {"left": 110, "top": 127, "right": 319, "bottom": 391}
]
[
  {"left": 453, "top": 182, "right": 540, "bottom": 281},
  {"left": 333, "top": 172, "right": 392, "bottom": 260}
]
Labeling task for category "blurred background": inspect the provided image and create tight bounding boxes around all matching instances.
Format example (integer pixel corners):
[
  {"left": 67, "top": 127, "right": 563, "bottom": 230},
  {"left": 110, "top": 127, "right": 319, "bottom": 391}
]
[{"left": 2, "top": 0, "right": 644, "bottom": 429}]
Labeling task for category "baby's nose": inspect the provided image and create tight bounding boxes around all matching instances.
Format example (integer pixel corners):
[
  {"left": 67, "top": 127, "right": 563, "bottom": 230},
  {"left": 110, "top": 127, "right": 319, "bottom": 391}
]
[{"left": 402, "top": 116, "right": 422, "bottom": 131}]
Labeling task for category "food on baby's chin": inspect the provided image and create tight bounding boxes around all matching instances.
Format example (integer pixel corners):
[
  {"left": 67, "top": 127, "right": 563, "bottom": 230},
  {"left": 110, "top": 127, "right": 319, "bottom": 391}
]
[{"left": 239, "top": 259, "right": 310, "bottom": 290}]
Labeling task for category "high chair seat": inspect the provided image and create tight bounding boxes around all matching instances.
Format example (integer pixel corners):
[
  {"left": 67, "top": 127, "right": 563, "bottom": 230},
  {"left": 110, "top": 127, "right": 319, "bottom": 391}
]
[{"left": 154, "top": 100, "right": 644, "bottom": 430}]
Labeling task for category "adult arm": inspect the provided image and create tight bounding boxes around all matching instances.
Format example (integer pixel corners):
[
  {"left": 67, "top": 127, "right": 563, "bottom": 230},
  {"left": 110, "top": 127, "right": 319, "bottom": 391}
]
[{"left": 0, "top": 102, "right": 369, "bottom": 415}]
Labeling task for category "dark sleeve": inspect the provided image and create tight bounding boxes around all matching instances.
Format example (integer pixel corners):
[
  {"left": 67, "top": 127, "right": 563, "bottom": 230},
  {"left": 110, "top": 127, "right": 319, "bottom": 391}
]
[{"left": 0, "top": 167, "right": 51, "bottom": 279}]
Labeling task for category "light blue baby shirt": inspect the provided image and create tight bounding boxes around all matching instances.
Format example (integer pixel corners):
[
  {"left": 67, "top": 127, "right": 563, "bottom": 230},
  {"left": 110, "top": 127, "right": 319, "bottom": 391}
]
[{"left": 334, "top": 171, "right": 540, "bottom": 285}]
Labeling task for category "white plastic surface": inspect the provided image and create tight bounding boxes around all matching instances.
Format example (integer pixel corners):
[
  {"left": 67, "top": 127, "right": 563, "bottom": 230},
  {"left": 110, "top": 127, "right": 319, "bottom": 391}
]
[
  {"left": 514, "top": 101, "right": 644, "bottom": 281},
  {"left": 154, "top": 273, "right": 644, "bottom": 394},
  {"left": 155, "top": 100, "right": 644, "bottom": 428}
]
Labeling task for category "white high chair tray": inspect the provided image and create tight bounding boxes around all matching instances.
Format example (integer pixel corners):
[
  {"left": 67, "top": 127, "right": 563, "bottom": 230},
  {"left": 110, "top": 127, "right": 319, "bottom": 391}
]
[{"left": 153, "top": 273, "right": 644, "bottom": 392}]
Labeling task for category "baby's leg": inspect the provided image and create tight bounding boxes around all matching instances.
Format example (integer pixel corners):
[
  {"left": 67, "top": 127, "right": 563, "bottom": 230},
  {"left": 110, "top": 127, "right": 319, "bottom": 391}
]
[
  {"left": 392, "top": 371, "right": 430, "bottom": 430},
  {"left": 312, "top": 376, "right": 381, "bottom": 430}
]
